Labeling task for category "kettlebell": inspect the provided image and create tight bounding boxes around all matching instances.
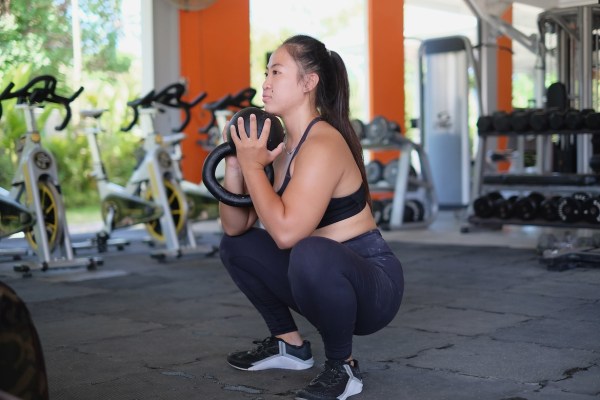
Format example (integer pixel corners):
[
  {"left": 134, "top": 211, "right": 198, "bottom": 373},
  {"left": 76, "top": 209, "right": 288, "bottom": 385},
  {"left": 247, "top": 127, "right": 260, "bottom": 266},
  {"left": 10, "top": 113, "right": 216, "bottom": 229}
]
[{"left": 201, "top": 107, "right": 285, "bottom": 207}]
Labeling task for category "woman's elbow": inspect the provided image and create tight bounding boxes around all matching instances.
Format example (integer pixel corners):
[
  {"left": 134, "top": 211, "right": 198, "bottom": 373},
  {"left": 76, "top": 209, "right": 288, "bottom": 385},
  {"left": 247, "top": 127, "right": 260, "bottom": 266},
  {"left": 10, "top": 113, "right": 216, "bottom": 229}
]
[{"left": 271, "top": 230, "right": 305, "bottom": 250}]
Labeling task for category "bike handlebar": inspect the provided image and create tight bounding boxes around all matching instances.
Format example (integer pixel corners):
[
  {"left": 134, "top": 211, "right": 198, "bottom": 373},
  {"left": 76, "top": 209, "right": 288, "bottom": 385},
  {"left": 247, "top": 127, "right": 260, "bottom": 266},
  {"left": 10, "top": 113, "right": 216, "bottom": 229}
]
[
  {"left": 153, "top": 82, "right": 207, "bottom": 132},
  {"left": 0, "top": 82, "right": 15, "bottom": 121},
  {"left": 121, "top": 83, "right": 207, "bottom": 133},
  {"left": 0, "top": 75, "right": 84, "bottom": 130},
  {"left": 121, "top": 89, "right": 156, "bottom": 132},
  {"left": 198, "top": 87, "right": 260, "bottom": 134}
]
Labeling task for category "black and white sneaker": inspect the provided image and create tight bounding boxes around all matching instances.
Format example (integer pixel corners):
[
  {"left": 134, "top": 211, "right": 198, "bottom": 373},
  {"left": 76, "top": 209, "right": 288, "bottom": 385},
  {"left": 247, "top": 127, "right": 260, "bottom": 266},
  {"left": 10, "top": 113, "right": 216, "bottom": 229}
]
[
  {"left": 227, "top": 336, "right": 314, "bottom": 371},
  {"left": 295, "top": 359, "right": 363, "bottom": 400}
]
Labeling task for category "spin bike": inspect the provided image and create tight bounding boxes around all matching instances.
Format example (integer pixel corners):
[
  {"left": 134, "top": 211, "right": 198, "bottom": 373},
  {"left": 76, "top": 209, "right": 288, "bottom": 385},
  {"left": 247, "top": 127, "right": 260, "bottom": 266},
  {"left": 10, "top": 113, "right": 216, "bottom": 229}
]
[
  {"left": 0, "top": 75, "right": 100, "bottom": 274},
  {"left": 74, "top": 108, "right": 164, "bottom": 253},
  {"left": 151, "top": 82, "right": 219, "bottom": 222},
  {"left": 0, "top": 187, "right": 35, "bottom": 260},
  {"left": 121, "top": 89, "right": 216, "bottom": 260}
]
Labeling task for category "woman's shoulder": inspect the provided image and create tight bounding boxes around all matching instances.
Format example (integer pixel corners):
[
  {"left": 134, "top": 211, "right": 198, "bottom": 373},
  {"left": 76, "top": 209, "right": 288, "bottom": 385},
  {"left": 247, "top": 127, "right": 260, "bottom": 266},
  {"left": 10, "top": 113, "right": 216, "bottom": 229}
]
[{"left": 298, "top": 124, "right": 353, "bottom": 165}]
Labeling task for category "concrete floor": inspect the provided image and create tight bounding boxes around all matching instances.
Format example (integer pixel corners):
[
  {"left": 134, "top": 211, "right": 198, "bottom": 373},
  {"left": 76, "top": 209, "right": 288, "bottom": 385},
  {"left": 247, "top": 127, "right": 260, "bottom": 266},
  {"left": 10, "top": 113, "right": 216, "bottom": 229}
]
[{"left": 0, "top": 211, "right": 599, "bottom": 399}]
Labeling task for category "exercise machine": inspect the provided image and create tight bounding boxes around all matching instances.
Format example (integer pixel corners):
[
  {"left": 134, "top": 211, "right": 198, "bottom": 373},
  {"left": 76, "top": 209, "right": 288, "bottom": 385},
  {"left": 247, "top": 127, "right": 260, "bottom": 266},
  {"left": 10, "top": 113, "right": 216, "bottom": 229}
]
[
  {"left": 419, "top": 35, "right": 483, "bottom": 209},
  {"left": 120, "top": 88, "right": 216, "bottom": 260},
  {"left": 0, "top": 75, "right": 100, "bottom": 275},
  {"left": 151, "top": 82, "right": 219, "bottom": 222},
  {"left": 74, "top": 108, "right": 164, "bottom": 252}
]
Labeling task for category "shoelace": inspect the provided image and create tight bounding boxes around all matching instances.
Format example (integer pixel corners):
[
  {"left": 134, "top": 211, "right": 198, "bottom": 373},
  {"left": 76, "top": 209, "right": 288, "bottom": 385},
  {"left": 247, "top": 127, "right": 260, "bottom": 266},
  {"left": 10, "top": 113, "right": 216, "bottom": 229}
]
[
  {"left": 309, "top": 361, "right": 346, "bottom": 387},
  {"left": 248, "top": 337, "right": 276, "bottom": 355}
]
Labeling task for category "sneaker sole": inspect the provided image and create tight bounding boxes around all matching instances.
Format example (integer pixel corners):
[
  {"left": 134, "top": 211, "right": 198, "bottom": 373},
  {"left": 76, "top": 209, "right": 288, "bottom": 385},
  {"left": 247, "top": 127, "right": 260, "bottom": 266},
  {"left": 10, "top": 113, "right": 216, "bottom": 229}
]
[
  {"left": 229, "top": 355, "right": 314, "bottom": 371},
  {"left": 294, "top": 376, "right": 363, "bottom": 400},
  {"left": 338, "top": 377, "right": 363, "bottom": 399}
]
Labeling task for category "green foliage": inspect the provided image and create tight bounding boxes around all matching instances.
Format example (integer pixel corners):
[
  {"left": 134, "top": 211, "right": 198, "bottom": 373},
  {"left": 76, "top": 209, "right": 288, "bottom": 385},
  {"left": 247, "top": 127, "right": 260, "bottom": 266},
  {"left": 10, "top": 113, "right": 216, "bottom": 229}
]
[
  {"left": 0, "top": 0, "right": 129, "bottom": 79},
  {"left": 0, "top": 1, "right": 142, "bottom": 209}
]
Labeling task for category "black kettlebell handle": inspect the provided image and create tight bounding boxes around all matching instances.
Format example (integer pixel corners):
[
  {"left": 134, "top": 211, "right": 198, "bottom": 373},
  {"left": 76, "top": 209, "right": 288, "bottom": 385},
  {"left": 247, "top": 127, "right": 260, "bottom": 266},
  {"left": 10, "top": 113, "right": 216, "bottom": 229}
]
[
  {"left": 201, "top": 107, "right": 284, "bottom": 207},
  {"left": 201, "top": 143, "right": 274, "bottom": 207}
]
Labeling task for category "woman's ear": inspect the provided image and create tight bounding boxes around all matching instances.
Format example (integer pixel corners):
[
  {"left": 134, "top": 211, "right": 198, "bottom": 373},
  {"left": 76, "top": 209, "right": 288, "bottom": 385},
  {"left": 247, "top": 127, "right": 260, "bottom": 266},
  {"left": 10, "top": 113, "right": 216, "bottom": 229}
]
[{"left": 303, "top": 73, "right": 319, "bottom": 93}]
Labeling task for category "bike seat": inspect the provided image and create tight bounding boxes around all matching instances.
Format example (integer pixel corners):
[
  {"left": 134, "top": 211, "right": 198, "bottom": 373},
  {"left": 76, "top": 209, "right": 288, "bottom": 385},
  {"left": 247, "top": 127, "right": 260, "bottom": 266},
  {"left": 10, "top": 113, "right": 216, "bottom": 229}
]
[{"left": 80, "top": 109, "right": 107, "bottom": 119}]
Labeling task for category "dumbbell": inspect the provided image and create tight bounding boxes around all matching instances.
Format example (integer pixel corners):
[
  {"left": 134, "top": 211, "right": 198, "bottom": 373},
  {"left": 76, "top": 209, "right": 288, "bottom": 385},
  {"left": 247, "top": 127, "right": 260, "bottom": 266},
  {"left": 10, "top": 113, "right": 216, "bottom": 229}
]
[
  {"left": 585, "top": 112, "right": 600, "bottom": 130},
  {"left": 557, "top": 192, "right": 590, "bottom": 223},
  {"left": 510, "top": 109, "right": 533, "bottom": 132},
  {"left": 539, "top": 195, "right": 562, "bottom": 221},
  {"left": 201, "top": 107, "right": 285, "bottom": 207},
  {"left": 581, "top": 196, "right": 600, "bottom": 224},
  {"left": 492, "top": 111, "right": 511, "bottom": 132},
  {"left": 564, "top": 109, "right": 594, "bottom": 130},
  {"left": 477, "top": 115, "right": 494, "bottom": 134},
  {"left": 351, "top": 119, "right": 365, "bottom": 140},
  {"left": 365, "top": 160, "right": 384, "bottom": 183},
  {"left": 493, "top": 195, "right": 519, "bottom": 220},
  {"left": 547, "top": 109, "right": 566, "bottom": 130},
  {"left": 529, "top": 109, "right": 549, "bottom": 132},
  {"left": 513, "top": 192, "right": 545, "bottom": 220},
  {"left": 403, "top": 199, "right": 425, "bottom": 222},
  {"left": 473, "top": 192, "right": 503, "bottom": 218}
]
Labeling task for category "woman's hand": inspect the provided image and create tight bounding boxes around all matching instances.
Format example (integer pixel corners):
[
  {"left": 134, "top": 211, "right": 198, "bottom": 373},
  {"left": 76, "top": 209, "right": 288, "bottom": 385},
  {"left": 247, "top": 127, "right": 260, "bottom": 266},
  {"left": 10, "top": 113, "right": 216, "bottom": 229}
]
[{"left": 230, "top": 113, "right": 284, "bottom": 174}]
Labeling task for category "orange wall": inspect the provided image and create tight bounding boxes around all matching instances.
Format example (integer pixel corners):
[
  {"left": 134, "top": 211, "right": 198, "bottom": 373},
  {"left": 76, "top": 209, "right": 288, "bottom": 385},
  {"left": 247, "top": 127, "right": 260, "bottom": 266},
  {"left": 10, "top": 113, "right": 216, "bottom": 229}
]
[
  {"left": 496, "top": 6, "right": 513, "bottom": 169},
  {"left": 179, "top": 0, "right": 250, "bottom": 183},
  {"left": 368, "top": 0, "right": 405, "bottom": 132}
]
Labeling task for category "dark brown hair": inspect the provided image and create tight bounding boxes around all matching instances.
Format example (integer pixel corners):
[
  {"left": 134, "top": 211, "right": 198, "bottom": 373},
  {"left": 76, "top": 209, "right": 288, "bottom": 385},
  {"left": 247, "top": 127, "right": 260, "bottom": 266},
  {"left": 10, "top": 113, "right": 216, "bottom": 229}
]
[{"left": 282, "top": 34, "right": 371, "bottom": 206}]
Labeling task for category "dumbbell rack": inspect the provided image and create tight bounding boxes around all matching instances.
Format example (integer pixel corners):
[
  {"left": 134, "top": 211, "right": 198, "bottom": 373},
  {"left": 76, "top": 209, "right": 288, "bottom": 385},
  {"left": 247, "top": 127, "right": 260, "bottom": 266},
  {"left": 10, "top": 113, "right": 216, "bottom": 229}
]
[
  {"left": 465, "top": 126, "right": 600, "bottom": 269},
  {"left": 365, "top": 136, "right": 438, "bottom": 230}
]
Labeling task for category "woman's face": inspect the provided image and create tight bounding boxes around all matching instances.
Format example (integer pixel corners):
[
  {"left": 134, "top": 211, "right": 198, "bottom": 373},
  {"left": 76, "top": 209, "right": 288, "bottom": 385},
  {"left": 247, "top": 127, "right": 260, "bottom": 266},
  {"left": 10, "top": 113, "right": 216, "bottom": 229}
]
[{"left": 262, "top": 46, "right": 305, "bottom": 117}]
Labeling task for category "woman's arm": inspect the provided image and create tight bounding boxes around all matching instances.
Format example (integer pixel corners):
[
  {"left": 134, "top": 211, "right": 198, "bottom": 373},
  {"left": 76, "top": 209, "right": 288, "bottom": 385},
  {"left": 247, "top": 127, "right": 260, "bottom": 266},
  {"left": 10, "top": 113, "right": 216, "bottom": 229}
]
[
  {"left": 236, "top": 122, "right": 347, "bottom": 248},
  {"left": 218, "top": 161, "right": 259, "bottom": 236}
]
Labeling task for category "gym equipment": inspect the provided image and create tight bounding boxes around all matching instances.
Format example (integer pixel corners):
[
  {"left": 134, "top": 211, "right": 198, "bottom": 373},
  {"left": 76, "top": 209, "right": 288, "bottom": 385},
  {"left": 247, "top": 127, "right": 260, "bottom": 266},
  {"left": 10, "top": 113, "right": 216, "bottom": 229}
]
[
  {"left": 476, "top": 115, "right": 494, "bottom": 134},
  {"left": 363, "top": 115, "right": 398, "bottom": 145},
  {"left": 199, "top": 87, "right": 260, "bottom": 149},
  {"left": 120, "top": 88, "right": 216, "bottom": 260},
  {"left": 150, "top": 82, "right": 219, "bottom": 222},
  {"left": 419, "top": 35, "right": 481, "bottom": 208},
  {"left": 196, "top": 87, "right": 262, "bottom": 203},
  {"left": 0, "top": 75, "right": 99, "bottom": 274},
  {"left": 494, "top": 195, "right": 519, "bottom": 220},
  {"left": 547, "top": 109, "right": 566, "bottom": 130},
  {"left": 473, "top": 192, "right": 503, "bottom": 219},
  {"left": 380, "top": 135, "right": 438, "bottom": 230},
  {"left": 539, "top": 195, "right": 562, "bottom": 222},
  {"left": 201, "top": 107, "right": 285, "bottom": 207},
  {"left": 351, "top": 118, "right": 365, "bottom": 140},
  {"left": 510, "top": 109, "right": 533, "bottom": 132},
  {"left": 361, "top": 114, "right": 437, "bottom": 230},
  {"left": 557, "top": 192, "right": 590, "bottom": 223},
  {"left": 492, "top": 111, "right": 511, "bottom": 132},
  {"left": 513, "top": 192, "right": 545, "bottom": 221},
  {"left": 366, "top": 160, "right": 385, "bottom": 184},
  {"left": 0, "top": 187, "right": 34, "bottom": 260},
  {"left": 581, "top": 196, "right": 600, "bottom": 224},
  {"left": 76, "top": 108, "right": 163, "bottom": 252}
]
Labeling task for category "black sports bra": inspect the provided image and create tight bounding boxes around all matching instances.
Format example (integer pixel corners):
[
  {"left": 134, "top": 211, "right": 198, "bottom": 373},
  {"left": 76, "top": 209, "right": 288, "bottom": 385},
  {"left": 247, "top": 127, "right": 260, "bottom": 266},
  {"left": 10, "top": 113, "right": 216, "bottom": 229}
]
[{"left": 276, "top": 117, "right": 368, "bottom": 229}]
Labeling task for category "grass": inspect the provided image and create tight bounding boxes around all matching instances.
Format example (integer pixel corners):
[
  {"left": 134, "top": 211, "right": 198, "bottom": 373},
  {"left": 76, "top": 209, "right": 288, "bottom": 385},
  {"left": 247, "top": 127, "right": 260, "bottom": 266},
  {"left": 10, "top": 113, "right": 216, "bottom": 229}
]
[{"left": 66, "top": 205, "right": 103, "bottom": 226}]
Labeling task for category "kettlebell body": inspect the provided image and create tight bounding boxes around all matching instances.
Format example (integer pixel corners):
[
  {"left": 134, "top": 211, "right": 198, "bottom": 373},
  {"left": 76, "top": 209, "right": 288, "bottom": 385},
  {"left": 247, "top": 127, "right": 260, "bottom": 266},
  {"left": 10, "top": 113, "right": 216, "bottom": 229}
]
[{"left": 201, "top": 107, "right": 285, "bottom": 207}]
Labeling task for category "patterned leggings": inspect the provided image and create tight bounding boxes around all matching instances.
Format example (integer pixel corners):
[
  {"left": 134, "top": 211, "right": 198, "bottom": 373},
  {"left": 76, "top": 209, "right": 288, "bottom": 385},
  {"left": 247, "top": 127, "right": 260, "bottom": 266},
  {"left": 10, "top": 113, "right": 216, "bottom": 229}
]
[{"left": 219, "top": 228, "right": 404, "bottom": 360}]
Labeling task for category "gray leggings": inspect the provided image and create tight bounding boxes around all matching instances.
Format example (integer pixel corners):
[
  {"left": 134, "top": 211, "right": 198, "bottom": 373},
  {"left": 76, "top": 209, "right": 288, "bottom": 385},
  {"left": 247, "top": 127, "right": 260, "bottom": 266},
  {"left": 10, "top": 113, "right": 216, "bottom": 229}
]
[{"left": 219, "top": 228, "right": 404, "bottom": 360}]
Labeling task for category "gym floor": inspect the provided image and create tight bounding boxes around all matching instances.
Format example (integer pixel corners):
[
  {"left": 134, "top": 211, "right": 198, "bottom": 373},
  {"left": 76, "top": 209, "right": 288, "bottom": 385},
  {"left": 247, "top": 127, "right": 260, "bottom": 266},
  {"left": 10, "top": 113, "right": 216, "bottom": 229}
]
[{"left": 1, "top": 211, "right": 599, "bottom": 400}]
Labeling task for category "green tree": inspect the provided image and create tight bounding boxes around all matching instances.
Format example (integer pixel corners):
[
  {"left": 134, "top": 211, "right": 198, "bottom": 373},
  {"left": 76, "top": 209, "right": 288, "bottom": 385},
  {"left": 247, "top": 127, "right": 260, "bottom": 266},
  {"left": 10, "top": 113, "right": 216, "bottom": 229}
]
[
  {"left": 0, "top": 0, "right": 130, "bottom": 80},
  {"left": 0, "top": 0, "right": 141, "bottom": 209}
]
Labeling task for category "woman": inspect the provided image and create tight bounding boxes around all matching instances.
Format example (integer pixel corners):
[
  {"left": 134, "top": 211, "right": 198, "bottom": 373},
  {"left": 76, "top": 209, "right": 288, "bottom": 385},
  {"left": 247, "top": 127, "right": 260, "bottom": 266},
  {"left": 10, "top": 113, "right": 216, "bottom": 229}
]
[{"left": 218, "top": 34, "right": 404, "bottom": 400}]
